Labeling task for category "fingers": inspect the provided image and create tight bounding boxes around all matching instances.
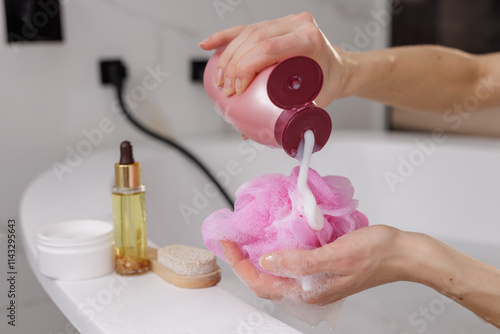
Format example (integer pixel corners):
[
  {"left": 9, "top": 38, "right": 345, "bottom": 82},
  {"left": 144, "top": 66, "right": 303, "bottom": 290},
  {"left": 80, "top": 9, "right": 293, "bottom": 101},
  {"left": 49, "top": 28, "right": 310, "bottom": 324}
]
[
  {"left": 229, "top": 32, "right": 311, "bottom": 95},
  {"left": 305, "top": 273, "right": 385, "bottom": 306},
  {"left": 222, "top": 241, "right": 354, "bottom": 305},
  {"left": 220, "top": 21, "right": 303, "bottom": 94},
  {"left": 220, "top": 240, "right": 295, "bottom": 300},
  {"left": 199, "top": 25, "right": 246, "bottom": 50},
  {"left": 214, "top": 19, "right": 284, "bottom": 91},
  {"left": 202, "top": 12, "right": 319, "bottom": 96},
  {"left": 220, "top": 225, "right": 402, "bottom": 306},
  {"left": 220, "top": 240, "right": 244, "bottom": 264},
  {"left": 259, "top": 247, "right": 334, "bottom": 277}
]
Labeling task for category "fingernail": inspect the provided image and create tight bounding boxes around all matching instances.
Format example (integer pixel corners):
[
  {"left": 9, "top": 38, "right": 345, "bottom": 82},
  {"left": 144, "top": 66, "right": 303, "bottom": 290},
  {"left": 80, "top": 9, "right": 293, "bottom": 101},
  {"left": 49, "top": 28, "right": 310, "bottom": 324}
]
[
  {"left": 235, "top": 78, "right": 242, "bottom": 95},
  {"left": 199, "top": 38, "right": 209, "bottom": 46},
  {"left": 214, "top": 67, "right": 223, "bottom": 86},
  {"left": 223, "top": 77, "right": 232, "bottom": 95},
  {"left": 259, "top": 253, "right": 280, "bottom": 272}
]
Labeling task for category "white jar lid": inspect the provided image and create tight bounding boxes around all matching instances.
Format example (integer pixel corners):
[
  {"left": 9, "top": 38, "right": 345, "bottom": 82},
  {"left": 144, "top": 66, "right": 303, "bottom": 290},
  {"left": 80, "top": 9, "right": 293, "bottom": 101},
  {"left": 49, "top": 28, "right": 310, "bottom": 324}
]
[
  {"left": 37, "top": 220, "right": 114, "bottom": 280},
  {"left": 38, "top": 220, "right": 113, "bottom": 247}
]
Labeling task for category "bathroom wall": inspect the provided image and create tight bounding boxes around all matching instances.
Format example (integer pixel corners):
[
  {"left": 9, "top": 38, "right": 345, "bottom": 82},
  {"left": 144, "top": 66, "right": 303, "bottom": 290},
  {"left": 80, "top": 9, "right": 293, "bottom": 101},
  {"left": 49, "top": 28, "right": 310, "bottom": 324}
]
[{"left": 0, "top": 0, "right": 388, "bottom": 332}]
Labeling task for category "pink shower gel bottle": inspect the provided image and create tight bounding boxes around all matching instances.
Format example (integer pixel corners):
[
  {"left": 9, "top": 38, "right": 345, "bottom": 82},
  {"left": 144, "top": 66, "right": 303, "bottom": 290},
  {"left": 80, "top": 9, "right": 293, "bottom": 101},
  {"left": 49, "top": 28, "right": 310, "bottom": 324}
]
[{"left": 204, "top": 49, "right": 332, "bottom": 157}]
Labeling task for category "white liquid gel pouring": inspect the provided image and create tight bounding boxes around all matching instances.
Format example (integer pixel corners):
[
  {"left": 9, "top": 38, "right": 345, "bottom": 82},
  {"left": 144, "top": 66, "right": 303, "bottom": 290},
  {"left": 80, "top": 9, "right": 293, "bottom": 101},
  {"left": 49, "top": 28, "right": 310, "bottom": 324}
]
[{"left": 297, "top": 130, "right": 324, "bottom": 231}]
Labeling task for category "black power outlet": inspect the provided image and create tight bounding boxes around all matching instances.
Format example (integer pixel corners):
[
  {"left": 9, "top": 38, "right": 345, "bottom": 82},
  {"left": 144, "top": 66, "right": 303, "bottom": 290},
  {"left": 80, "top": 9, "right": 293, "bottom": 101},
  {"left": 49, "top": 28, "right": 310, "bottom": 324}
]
[
  {"left": 99, "top": 59, "right": 127, "bottom": 86},
  {"left": 4, "top": 0, "right": 63, "bottom": 43},
  {"left": 191, "top": 59, "right": 208, "bottom": 83}
]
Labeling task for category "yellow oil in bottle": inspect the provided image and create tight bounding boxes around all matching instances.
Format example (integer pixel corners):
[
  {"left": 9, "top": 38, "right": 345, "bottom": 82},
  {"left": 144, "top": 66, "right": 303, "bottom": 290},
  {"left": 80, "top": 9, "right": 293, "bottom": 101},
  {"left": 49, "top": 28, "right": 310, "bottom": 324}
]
[{"left": 112, "top": 188, "right": 150, "bottom": 275}]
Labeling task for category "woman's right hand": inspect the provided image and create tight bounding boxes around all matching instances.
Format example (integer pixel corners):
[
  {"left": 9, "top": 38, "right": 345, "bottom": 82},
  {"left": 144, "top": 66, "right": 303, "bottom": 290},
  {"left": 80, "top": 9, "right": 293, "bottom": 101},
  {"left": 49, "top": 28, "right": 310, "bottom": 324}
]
[{"left": 199, "top": 12, "right": 348, "bottom": 107}]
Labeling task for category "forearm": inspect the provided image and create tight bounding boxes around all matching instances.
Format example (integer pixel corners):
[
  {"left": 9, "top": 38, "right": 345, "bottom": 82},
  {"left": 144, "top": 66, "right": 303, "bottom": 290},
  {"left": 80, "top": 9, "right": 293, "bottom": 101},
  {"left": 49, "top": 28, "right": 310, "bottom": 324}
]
[
  {"left": 339, "top": 45, "right": 500, "bottom": 113},
  {"left": 399, "top": 231, "right": 500, "bottom": 328}
]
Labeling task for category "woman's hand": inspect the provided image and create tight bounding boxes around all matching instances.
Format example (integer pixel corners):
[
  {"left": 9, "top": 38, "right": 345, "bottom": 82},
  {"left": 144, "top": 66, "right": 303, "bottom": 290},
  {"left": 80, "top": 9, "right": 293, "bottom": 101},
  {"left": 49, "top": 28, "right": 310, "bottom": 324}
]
[
  {"left": 221, "top": 240, "right": 298, "bottom": 300},
  {"left": 222, "top": 225, "right": 408, "bottom": 304},
  {"left": 199, "top": 12, "right": 347, "bottom": 107},
  {"left": 223, "top": 224, "right": 500, "bottom": 328},
  {"left": 260, "top": 225, "right": 407, "bottom": 304},
  {"left": 201, "top": 13, "right": 500, "bottom": 113}
]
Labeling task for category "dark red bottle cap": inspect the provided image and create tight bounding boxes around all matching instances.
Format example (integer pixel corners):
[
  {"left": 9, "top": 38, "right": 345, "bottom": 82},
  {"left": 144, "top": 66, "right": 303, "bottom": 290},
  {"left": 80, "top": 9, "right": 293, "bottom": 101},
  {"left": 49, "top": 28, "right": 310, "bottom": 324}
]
[
  {"left": 275, "top": 106, "right": 332, "bottom": 158},
  {"left": 267, "top": 56, "right": 323, "bottom": 110}
]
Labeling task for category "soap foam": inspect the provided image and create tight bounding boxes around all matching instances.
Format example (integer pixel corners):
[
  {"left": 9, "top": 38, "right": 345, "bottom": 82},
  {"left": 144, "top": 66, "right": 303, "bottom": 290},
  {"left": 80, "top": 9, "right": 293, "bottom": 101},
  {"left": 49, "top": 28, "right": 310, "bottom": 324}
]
[
  {"left": 276, "top": 295, "right": 345, "bottom": 328},
  {"left": 273, "top": 272, "right": 345, "bottom": 328}
]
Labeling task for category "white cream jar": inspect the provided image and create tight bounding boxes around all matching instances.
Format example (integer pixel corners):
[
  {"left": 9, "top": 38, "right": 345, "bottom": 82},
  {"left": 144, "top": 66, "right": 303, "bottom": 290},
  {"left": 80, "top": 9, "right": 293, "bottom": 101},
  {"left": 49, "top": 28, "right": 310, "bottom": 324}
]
[{"left": 37, "top": 220, "right": 114, "bottom": 280}]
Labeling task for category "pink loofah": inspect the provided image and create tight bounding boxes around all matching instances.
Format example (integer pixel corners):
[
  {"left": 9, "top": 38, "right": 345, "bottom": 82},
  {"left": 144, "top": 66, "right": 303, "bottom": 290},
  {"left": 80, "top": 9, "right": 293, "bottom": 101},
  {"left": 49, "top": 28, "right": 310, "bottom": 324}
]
[{"left": 201, "top": 166, "right": 368, "bottom": 270}]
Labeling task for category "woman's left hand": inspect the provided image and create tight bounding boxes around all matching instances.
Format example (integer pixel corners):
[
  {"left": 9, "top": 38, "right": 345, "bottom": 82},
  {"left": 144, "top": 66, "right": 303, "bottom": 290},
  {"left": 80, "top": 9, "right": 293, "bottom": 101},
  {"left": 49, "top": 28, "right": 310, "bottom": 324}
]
[{"left": 222, "top": 225, "right": 411, "bottom": 304}]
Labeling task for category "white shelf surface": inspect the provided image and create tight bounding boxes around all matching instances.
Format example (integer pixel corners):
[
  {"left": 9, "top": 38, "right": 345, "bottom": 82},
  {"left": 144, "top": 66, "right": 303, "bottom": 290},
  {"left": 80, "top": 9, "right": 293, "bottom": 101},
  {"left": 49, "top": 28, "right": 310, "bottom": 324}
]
[{"left": 19, "top": 141, "right": 299, "bottom": 334}]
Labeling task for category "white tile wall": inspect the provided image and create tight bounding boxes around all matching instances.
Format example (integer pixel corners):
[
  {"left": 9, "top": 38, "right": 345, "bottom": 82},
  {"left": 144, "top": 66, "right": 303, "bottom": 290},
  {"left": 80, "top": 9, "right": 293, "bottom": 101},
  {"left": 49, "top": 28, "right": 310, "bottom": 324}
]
[{"left": 0, "top": 0, "right": 388, "bottom": 332}]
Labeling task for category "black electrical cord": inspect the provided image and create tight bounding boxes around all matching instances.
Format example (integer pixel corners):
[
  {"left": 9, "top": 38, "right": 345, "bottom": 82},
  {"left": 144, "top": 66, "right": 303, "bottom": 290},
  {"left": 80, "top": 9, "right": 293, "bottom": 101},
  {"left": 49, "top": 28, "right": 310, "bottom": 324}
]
[{"left": 114, "top": 82, "right": 235, "bottom": 209}]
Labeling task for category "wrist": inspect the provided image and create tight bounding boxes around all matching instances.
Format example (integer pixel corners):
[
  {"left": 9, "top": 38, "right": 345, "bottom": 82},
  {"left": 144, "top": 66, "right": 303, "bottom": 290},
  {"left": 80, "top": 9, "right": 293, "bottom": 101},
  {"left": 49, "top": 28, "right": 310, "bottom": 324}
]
[
  {"left": 366, "top": 226, "right": 416, "bottom": 285},
  {"left": 397, "top": 232, "right": 461, "bottom": 296},
  {"left": 334, "top": 47, "right": 358, "bottom": 99},
  {"left": 376, "top": 227, "right": 419, "bottom": 284},
  {"left": 315, "top": 45, "right": 348, "bottom": 107},
  {"left": 337, "top": 48, "right": 399, "bottom": 99}
]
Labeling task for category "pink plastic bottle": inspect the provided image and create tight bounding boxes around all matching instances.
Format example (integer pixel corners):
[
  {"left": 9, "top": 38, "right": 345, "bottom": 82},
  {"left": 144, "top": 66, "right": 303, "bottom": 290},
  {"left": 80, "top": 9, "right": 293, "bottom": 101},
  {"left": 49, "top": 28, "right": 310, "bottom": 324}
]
[{"left": 204, "top": 49, "right": 332, "bottom": 157}]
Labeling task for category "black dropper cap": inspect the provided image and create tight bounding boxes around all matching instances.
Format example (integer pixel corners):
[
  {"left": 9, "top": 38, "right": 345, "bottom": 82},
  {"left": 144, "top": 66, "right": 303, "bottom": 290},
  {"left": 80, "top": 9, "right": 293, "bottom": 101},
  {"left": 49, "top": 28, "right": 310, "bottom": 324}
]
[
  {"left": 119, "top": 141, "right": 135, "bottom": 165},
  {"left": 115, "top": 141, "right": 141, "bottom": 188}
]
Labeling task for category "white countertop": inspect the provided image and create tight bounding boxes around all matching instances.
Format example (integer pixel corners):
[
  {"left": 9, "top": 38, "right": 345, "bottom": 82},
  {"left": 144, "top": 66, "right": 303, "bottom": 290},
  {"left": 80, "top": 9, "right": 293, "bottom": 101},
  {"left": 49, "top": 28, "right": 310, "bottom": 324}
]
[
  {"left": 19, "top": 140, "right": 300, "bottom": 334},
  {"left": 20, "top": 132, "right": 500, "bottom": 333}
]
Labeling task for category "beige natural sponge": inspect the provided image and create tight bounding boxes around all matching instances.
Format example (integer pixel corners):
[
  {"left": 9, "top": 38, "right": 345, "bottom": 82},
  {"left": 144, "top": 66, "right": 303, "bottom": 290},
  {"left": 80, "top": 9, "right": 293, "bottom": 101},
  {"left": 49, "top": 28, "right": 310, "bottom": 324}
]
[
  {"left": 147, "top": 245, "right": 221, "bottom": 289},
  {"left": 157, "top": 244, "right": 218, "bottom": 276}
]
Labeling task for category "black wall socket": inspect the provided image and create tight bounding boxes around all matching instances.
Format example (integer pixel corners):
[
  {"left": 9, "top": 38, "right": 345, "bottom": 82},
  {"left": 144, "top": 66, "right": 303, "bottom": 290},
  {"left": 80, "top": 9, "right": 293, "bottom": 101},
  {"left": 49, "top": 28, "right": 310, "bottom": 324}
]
[
  {"left": 191, "top": 59, "right": 208, "bottom": 83},
  {"left": 4, "top": 0, "right": 63, "bottom": 43}
]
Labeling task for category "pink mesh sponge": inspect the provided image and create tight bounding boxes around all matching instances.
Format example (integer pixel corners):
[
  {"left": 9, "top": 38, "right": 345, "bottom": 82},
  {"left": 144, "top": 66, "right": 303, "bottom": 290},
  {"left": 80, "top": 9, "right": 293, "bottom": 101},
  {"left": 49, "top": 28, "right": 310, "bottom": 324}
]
[{"left": 201, "top": 166, "right": 368, "bottom": 270}]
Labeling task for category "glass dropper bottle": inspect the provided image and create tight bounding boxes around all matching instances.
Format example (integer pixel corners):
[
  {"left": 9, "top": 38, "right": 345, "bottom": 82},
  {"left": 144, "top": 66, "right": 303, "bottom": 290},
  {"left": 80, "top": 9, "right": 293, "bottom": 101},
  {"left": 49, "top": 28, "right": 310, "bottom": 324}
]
[{"left": 112, "top": 141, "right": 150, "bottom": 275}]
